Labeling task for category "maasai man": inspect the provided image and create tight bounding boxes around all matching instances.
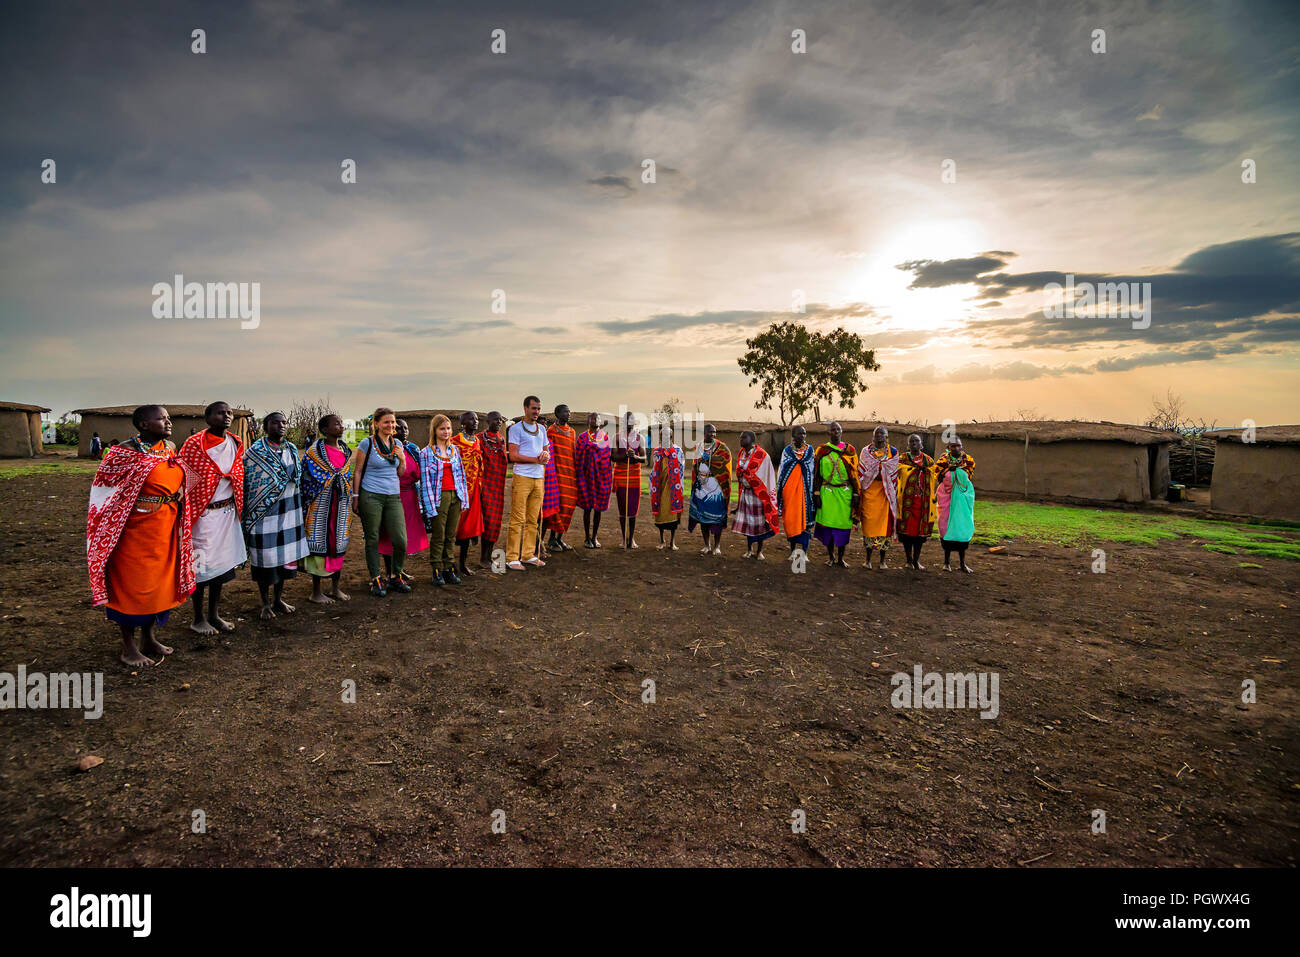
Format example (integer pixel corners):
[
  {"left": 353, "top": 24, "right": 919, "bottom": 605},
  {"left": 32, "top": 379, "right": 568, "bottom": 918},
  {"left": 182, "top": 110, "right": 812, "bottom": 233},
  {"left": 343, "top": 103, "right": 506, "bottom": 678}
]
[
  {"left": 813, "top": 421, "right": 860, "bottom": 567},
  {"left": 242, "top": 411, "right": 311, "bottom": 619},
  {"left": 505, "top": 396, "right": 550, "bottom": 570},
  {"left": 419, "top": 414, "right": 469, "bottom": 586},
  {"left": 348, "top": 408, "right": 415, "bottom": 597},
  {"left": 178, "top": 401, "right": 247, "bottom": 636},
  {"left": 87, "top": 405, "right": 194, "bottom": 667},
  {"left": 451, "top": 411, "right": 484, "bottom": 577},
  {"left": 478, "top": 411, "right": 508, "bottom": 567},
  {"left": 544, "top": 404, "right": 580, "bottom": 553},
  {"left": 857, "top": 425, "right": 900, "bottom": 570},
  {"left": 611, "top": 410, "right": 645, "bottom": 549},
  {"left": 300, "top": 414, "right": 352, "bottom": 604},
  {"left": 688, "top": 422, "right": 731, "bottom": 556},
  {"left": 731, "top": 431, "right": 781, "bottom": 559},
  {"left": 380, "top": 419, "right": 428, "bottom": 582},
  {"left": 537, "top": 416, "right": 559, "bottom": 560},
  {"left": 895, "top": 433, "right": 936, "bottom": 570},
  {"left": 650, "top": 421, "right": 685, "bottom": 551},
  {"left": 777, "top": 424, "right": 816, "bottom": 553},
  {"left": 575, "top": 412, "right": 613, "bottom": 548},
  {"left": 934, "top": 437, "right": 976, "bottom": 573}
]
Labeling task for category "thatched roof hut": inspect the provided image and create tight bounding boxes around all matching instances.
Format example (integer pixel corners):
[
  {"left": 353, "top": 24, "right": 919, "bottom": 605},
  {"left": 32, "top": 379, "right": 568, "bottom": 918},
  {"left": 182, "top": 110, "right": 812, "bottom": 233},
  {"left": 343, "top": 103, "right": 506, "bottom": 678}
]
[
  {"left": 1208, "top": 425, "right": 1300, "bottom": 522},
  {"left": 932, "top": 420, "right": 1180, "bottom": 503},
  {"left": 71, "top": 404, "right": 253, "bottom": 457},
  {"left": 0, "top": 402, "right": 50, "bottom": 458}
]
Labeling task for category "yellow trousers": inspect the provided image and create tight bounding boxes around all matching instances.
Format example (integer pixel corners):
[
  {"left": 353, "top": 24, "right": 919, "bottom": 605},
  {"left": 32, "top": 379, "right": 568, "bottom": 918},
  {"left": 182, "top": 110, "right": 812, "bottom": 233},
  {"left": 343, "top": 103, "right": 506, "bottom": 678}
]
[{"left": 505, "top": 474, "right": 544, "bottom": 561}]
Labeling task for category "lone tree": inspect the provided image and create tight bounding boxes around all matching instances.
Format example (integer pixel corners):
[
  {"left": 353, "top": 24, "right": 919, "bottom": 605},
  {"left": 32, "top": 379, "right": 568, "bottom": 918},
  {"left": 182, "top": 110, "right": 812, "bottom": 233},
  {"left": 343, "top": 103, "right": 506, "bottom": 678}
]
[{"left": 737, "top": 322, "right": 880, "bottom": 427}]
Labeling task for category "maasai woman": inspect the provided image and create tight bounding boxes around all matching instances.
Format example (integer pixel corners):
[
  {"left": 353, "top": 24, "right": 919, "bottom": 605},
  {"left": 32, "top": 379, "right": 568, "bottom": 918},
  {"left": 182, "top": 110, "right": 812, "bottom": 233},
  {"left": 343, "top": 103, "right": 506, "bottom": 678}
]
[
  {"left": 575, "top": 412, "right": 613, "bottom": 548},
  {"left": 478, "top": 411, "right": 508, "bottom": 567},
  {"left": 611, "top": 411, "right": 646, "bottom": 549},
  {"left": 731, "top": 431, "right": 781, "bottom": 559},
  {"left": 544, "top": 405, "right": 580, "bottom": 553},
  {"left": 177, "top": 401, "right": 247, "bottom": 635},
  {"left": 650, "top": 423, "right": 685, "bottom": 551},
  {"left": 242, "top": 411, "right": 311, "bottom": 619},
  {"left": 857, "top": 425, "right": 900, "bottom": 570},
  {"left": 87, "top": 405, "right": 195, "bottom": 667},
  {"left": 349, "top": 407, "right": 414, "bottom": 597},
  {"left": 379, "top": 419, "right": 428, "bottom": 582},
  {"left": 895, "top": 433, "right": 936, "bottom": 570},
  {"left": 452, "top": 411, "right": 484, "bottom": 577},
  {"left": 777, "top": 425, "right": 816, "bottom": 553},
  {"left": 300, "top": 414, "right": 352, "bottom": 604},
  {"left": 688, "top": 423, "right": 731, "bottom": 556},
  {"left": 813, "top": 422, "right": 860, "bottom": 567},
  {"left": 419, "top": 414, "right": 470, "bottom": 586},
  {"left": 934, "top": 437, "right": 977, "bottom": 573}
]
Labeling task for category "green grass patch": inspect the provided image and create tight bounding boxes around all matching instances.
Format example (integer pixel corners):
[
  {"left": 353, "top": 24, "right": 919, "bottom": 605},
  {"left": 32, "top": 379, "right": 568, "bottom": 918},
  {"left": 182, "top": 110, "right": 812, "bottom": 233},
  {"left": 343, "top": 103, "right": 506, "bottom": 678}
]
[
  {"left": 974, "top": 500, "right": 1300, "bottom": 561},
  {"left": 0, "top": 458, "right": 98, "bottom": 478}
]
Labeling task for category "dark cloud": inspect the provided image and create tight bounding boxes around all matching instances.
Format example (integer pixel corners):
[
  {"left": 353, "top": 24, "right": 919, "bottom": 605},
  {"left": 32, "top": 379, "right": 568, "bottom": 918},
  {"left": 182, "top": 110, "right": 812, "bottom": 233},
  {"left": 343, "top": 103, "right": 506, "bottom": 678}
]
[
  {"left": 897, "top": 253, "right": 1013, "bottom": 289},
  {"left": 901, "top": 232, "right": 1300, "bottom": 350}
]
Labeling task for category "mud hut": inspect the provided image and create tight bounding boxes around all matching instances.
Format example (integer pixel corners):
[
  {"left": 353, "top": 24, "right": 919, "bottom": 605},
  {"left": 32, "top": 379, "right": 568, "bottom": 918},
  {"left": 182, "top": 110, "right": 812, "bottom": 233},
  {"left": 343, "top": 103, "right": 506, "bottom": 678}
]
[
  {"left": 934, "top": 421, "right": 1179, "bottom": 503},
  {"left": 1209, "top": 426, "right": 1300, "bottom": 522},
  {"left": 72, "top": 404, "right": 253, "bottom": 457},
  {"left": 0, "top": 402, "right": 50, "bottom": 457},
  {"left": 793, "top": 420, "right": 936, "bottom": 458}
]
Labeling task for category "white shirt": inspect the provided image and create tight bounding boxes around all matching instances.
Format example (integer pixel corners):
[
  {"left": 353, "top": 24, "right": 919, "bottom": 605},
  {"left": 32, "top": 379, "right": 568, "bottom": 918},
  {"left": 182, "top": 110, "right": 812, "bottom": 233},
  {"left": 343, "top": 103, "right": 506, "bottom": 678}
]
[{"left": 508, "top": 420, "right": 547, "bottom": 479}]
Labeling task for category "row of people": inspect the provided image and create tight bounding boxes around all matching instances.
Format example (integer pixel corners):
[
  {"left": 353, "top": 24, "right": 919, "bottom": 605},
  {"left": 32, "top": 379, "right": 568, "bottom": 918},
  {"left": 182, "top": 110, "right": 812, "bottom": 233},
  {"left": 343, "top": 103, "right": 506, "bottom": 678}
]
[{"left": 85, "top": 398, "right": 976, "bottom": 666}]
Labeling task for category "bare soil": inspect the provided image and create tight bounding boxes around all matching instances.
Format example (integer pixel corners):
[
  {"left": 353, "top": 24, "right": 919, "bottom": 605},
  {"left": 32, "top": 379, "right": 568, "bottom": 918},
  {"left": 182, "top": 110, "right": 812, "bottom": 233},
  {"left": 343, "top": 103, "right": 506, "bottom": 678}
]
[{"left": 1, "top": 467, "right": 1296, "bottom": 866}]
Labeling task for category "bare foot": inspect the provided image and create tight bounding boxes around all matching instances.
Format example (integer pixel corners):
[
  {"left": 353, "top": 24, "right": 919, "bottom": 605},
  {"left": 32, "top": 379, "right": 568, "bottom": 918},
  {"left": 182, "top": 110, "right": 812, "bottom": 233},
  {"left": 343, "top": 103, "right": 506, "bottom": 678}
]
[
  {"left": 308, "top": 593, "right": 336, "bottom": 605},
  {"left": 259, "top": 605, "right": 276, "bottom": 620},
  {"left": 141, "top": 637, "right": 173, "bottom": 657},
  {"left": 459, "top": 565, "right": 475, "bottom": 577},
  {"left": 329, "top": 589, "right": 351, "bottom": 601},
  {"left": 879, "top": 560, "right": 889, "bottom": 570},
  {"left": 671, "top": 543, "right": 679, "bottom": 551},
  {"left": 915, "top": 561, "right": 926, "bottom": 571},
  {"left": 120, "top": 648, "right": 155, "bottom": 667},
  {"left": 274, "top": 599, "right": 295, "bottom": 614},
  {"left": 657, "top": 543, "right": 667, "bottom": 550},
  {"left": 835, "top": 558, "right": 849, "bottom": 568},
  {"left": 943, "top": 563, "right": 953, "bottom": 572},
  {"left": 629, "top": 539, "right": 639, "bottom": 549},
  {"left": 961, "top": 563, "right": 974, "bottom": 574},
  {"left": 712, "top": 547, "right": 723, "bottom": 556},
  {"left": 208, "top": 615, "right": 235, "bottom": 633},
  {"left": 190, "top": 619, "right": 217, "bottom": 636}
]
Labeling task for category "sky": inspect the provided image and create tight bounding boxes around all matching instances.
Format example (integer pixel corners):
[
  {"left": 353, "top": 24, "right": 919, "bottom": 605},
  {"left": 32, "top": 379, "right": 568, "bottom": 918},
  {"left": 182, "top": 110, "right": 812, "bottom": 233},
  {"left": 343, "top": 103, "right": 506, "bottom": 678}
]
[{"left": 2, "top": 0, "right": 1298, "bottom": 428}]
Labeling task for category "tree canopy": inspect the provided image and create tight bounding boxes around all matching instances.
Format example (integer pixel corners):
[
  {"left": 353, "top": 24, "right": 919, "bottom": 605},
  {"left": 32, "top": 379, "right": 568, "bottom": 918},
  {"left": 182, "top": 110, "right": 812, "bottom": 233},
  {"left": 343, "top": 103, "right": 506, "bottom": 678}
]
[{"left": 736, "top": 322, "right": 880, "bottom": 427}]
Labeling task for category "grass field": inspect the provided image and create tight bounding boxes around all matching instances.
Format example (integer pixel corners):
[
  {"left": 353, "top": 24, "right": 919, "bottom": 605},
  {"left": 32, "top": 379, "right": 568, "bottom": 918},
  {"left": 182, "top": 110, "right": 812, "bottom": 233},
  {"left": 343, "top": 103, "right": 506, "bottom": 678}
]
[{"left": 975, "top": 500, "right": 1300, "bottom": 560}]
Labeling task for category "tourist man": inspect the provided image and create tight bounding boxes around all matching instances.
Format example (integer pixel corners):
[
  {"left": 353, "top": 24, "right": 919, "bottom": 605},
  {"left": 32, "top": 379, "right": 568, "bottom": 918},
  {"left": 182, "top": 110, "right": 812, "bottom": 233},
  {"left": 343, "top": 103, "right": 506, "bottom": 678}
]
[{"left": 505, "top": 396, "right": 550, "bottom": 570}]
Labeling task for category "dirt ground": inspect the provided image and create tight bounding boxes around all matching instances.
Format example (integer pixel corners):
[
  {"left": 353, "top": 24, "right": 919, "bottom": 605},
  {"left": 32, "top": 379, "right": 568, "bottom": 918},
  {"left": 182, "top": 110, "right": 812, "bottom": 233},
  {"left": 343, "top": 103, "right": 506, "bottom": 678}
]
[{"left": 1, "top": 465, "right": 1296, "bottom": 867}]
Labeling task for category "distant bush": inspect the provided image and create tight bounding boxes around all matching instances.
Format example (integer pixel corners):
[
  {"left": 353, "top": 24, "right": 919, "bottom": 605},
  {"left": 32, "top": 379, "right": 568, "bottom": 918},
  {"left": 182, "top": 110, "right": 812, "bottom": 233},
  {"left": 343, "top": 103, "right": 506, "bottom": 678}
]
[{"left": 55, "top": 413, "right": 79, "bottom": 446}]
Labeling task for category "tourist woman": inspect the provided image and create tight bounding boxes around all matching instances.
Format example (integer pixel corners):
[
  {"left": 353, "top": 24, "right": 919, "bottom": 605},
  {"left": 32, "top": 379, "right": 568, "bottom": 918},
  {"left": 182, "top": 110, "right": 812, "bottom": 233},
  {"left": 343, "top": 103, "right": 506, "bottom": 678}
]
[
  {"left": 731, "top": 431, "right": 781, "bottom": 560},
  {"left": 575, "top": 412, "right": 614, "bottom": 548},
  {"left": 349, "top": 408, "right": 413, "bottom": 597},
  {"left": 300, "top": 414, "right": 352, "bottom": 604},
  {"left": 86, "top": 405, "right": 194, "bottom": 666},
  {"left": 650, "top": 422, "right": 685, "bottom": 551},
  {"left": 379, "top": 418, "right": 428, "bottom": 582},
  {"left": 813, "top": 422, "right": 860, "bottom": 567},
  {"left": 242, "top": 411, "right": 311, "bottom": 618},
  {"left": 419, "top": 414, "right": 470, "bottom": 586},
  {"left": 776, "top": 424, "right": 816, "bottom": 553},
  {"left": 688, "top": 423, "right": 731, "bottom": 556},
  {"left": 857, "top": 425, "right": 899, "bottom": 569},
  {"left": 451, "top": 411, "right": 484, "bottom": 577},
  {"left": 895, "top": 433, "right": 936, "bottom": 570},
  {"left": 934, "top": 437, "right": 977, "bottom": 573},
  {"left": 177, "top": 401, "right": 247, "bottom": 635}
]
